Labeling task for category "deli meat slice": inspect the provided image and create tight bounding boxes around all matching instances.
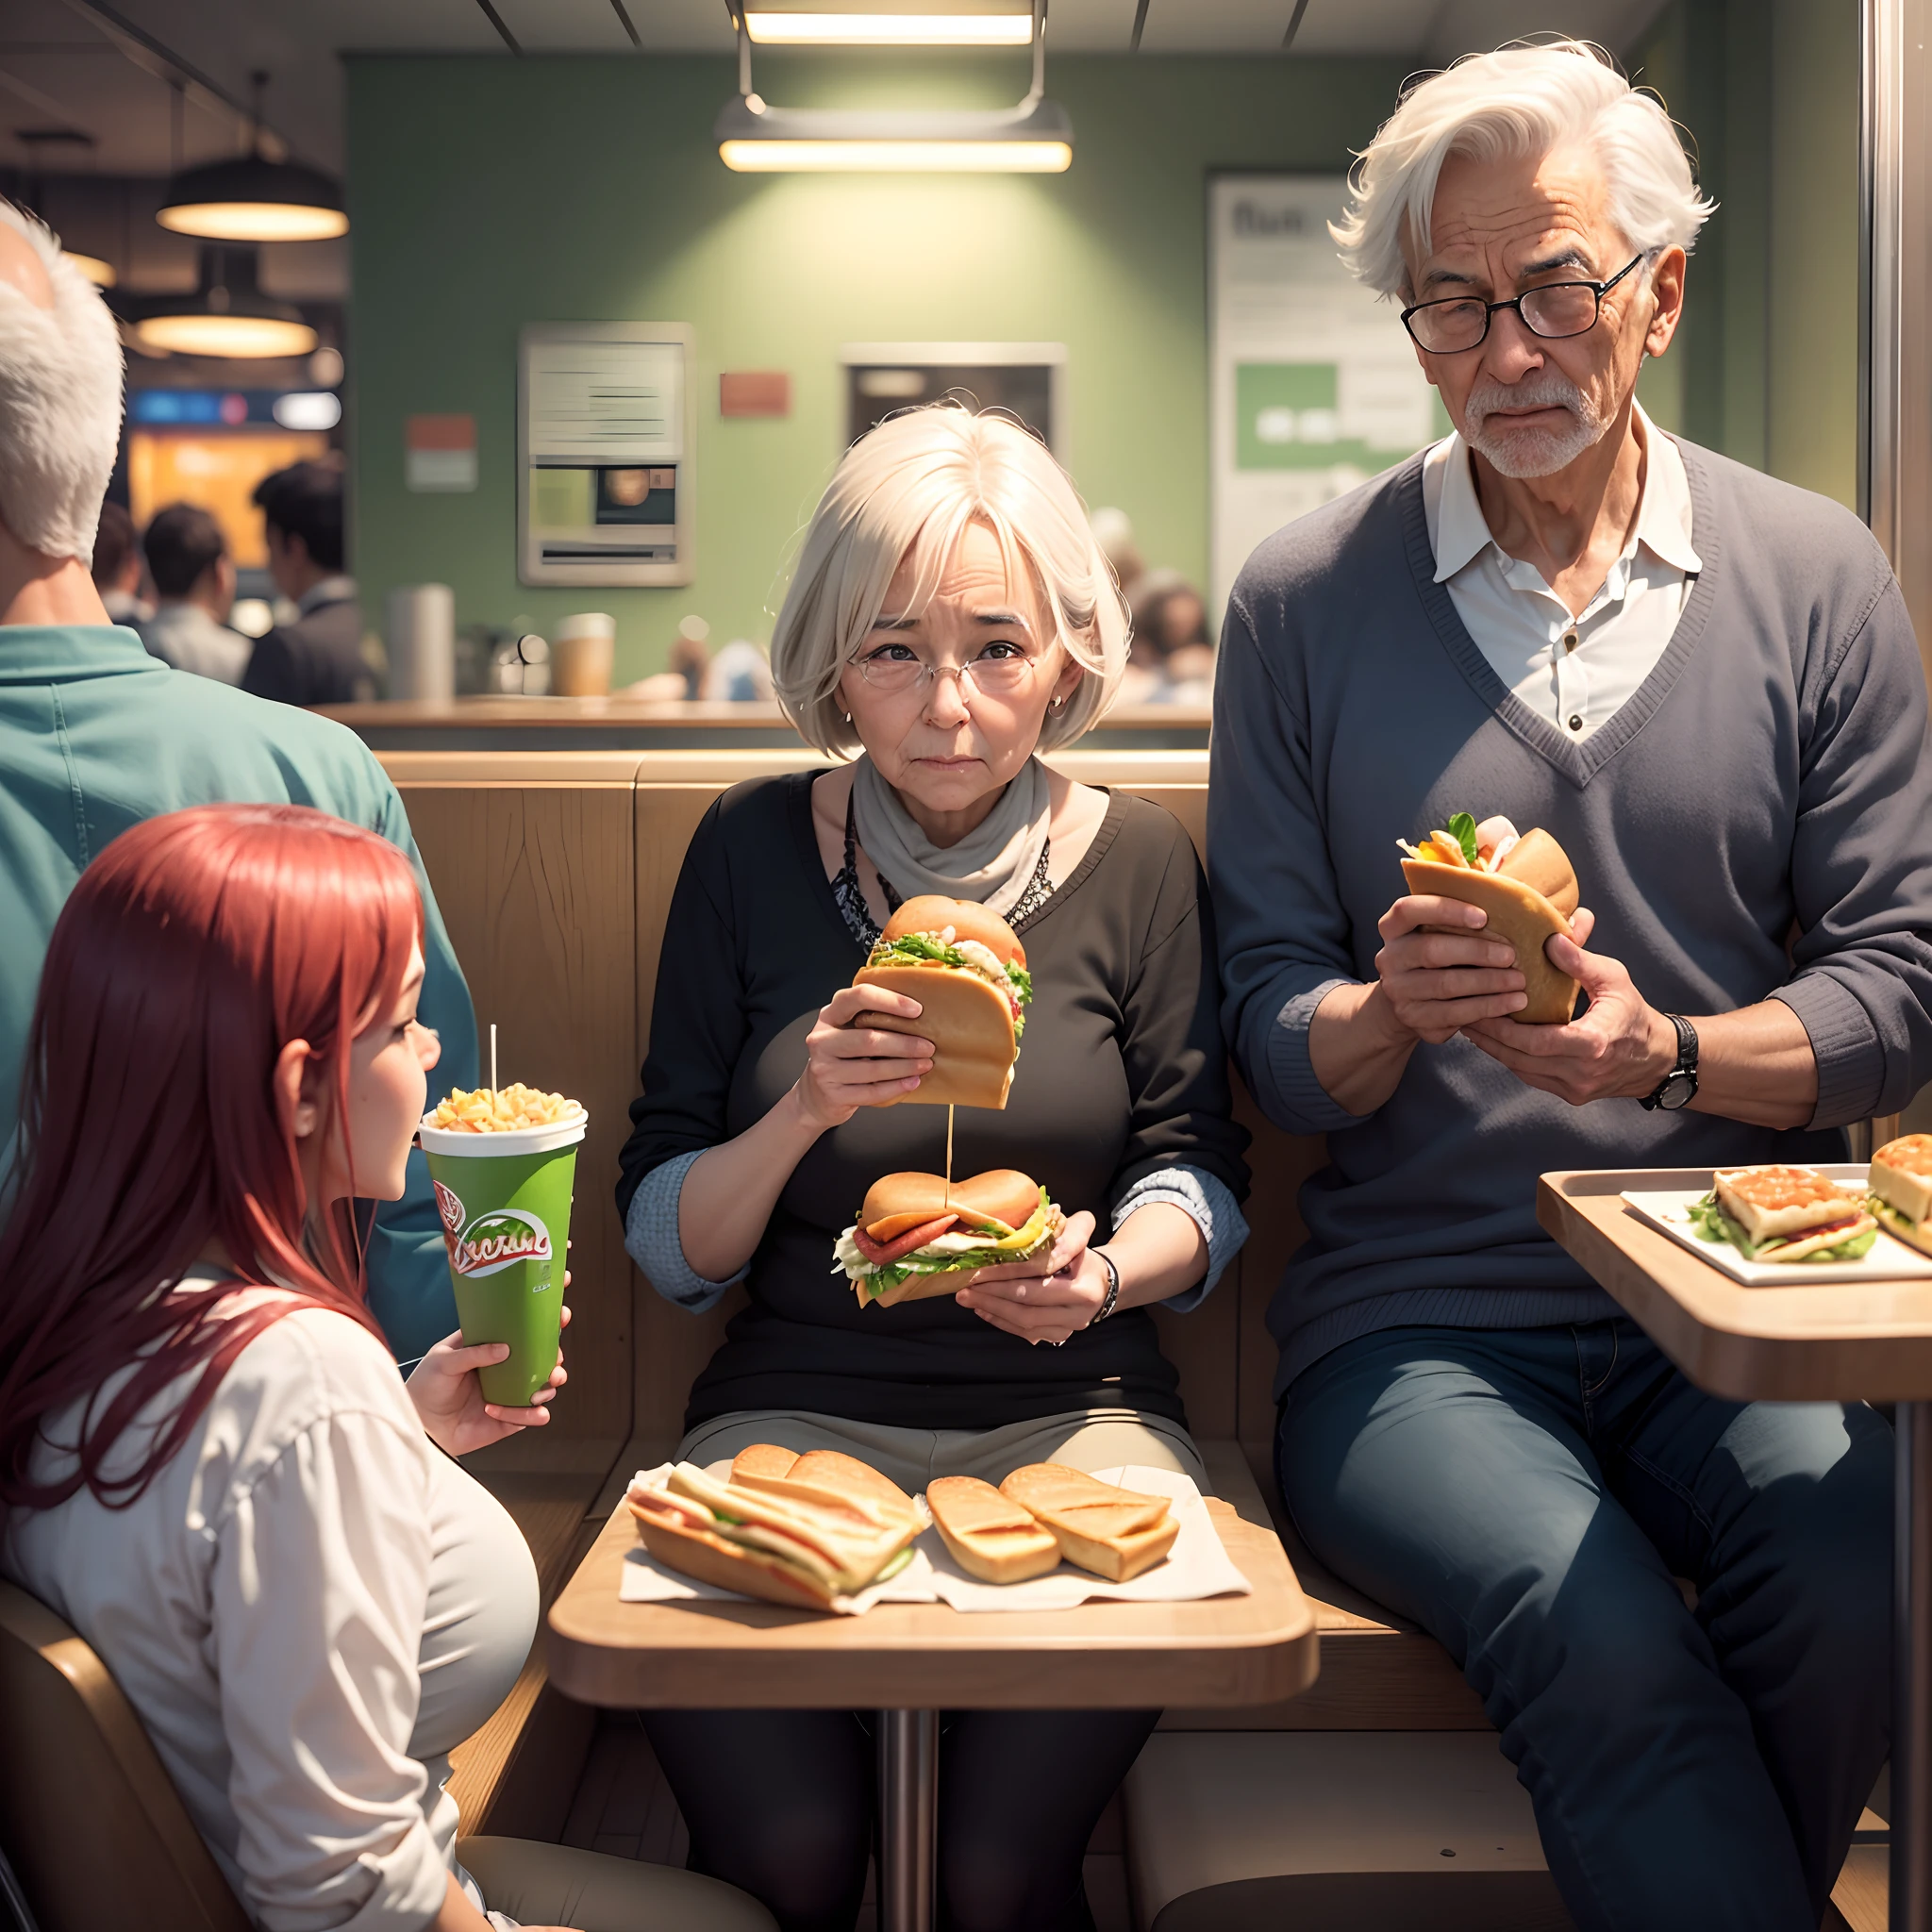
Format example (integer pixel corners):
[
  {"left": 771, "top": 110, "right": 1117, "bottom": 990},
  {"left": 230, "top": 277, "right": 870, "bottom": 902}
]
[{"left": 853, "top": 1213, "right": 958, "bottom": 1267}]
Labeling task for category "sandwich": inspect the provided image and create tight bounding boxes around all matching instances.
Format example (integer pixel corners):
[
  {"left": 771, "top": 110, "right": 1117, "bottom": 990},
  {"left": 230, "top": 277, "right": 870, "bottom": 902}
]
[
  {"left": 925, "top": 1476, "right": 1064, "bottom": 1583},
  {"left": 1396, "top": 812, "right": 1581, "bottom": 1024},
  {"left": 997, "top": 1463, "right": 1179, "bottom": 1582},
  {"left": 1688, "top": 1164, "right": 1877, "bottom": 1263},
  {"left": 626, "top": 1445, "right": 922, "bottom": 1610},
  {"left": 1868, "top": 1135, "right": 1932, "bottom": 1256},
  {"left": 835, "top": 1168, "right": 1064, "bottom": 1308},
  {"left": 851, "top": 895, "right": 1032, "bottom": 1108}
]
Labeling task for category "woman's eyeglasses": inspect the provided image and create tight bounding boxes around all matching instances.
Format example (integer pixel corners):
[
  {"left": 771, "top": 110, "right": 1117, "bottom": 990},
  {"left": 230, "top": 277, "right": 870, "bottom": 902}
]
[
  {"left": 850, "top": 646, "right": 1041, "bottom": 700},
  {"left": 1401, "top": 253, "right": 1648, "bottom": 356}
]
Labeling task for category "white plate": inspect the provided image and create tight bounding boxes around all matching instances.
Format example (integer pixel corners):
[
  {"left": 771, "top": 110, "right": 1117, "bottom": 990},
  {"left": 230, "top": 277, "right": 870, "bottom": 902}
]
[{"left": 1622, "top": 1166, "right": 1932, "bottom": 1286}]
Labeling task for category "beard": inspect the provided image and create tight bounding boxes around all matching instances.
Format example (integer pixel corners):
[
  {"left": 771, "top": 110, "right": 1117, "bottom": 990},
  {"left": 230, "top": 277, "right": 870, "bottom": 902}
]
[{"left": 1460, "top": 369, "right": 1609, "bottom": 478}]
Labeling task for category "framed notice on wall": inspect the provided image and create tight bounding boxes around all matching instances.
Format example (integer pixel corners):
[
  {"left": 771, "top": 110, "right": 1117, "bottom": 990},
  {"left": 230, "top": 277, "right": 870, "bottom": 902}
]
[
  {"left": 1209, "top": 175, "right": 1446, "bottom": 616},
  {"left": 518, "top": 322, "right": 694, "bottom": 587}
]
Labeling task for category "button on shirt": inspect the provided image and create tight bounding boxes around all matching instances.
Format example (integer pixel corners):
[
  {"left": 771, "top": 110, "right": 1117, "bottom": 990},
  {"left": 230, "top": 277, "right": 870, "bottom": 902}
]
[{"left": 1421, "top": 406, "right": 1703, "bottom": 741}]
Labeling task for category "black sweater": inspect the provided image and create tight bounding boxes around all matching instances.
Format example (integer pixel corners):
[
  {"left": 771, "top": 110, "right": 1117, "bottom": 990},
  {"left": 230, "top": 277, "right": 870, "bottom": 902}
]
[{"left": 616, "top": 772, "right": 1250, "bottom": 1431}]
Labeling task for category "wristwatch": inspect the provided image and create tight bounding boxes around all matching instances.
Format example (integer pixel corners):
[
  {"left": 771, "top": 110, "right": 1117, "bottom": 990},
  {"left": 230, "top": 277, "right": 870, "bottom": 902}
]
[
  {"left": 1087, "top": 1248, "right": 1122, "bottom": 1326},
  {"left": 1639, "top": 1014, "right": 1699, "bottom": 1111}
]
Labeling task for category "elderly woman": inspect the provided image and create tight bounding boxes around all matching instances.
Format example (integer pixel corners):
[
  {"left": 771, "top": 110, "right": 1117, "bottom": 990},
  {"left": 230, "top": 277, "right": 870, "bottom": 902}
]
[{"left": 616, "top": 404, "right": 1248, "bottom": 1932}]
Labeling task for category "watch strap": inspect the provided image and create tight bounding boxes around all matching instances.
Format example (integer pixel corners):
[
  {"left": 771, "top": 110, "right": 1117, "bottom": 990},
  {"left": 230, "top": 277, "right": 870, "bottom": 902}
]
[
  {"left": 1088, "top": 1248, "right": 1122, "bottom": 1325},
  {"left": 1639, "top": 1014, "right": 1699, "bottom": 1109}
]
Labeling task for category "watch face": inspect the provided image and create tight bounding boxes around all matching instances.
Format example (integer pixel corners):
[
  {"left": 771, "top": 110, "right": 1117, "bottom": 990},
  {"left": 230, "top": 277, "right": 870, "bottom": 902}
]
[{"left": 1657, "top": 1071, "right": 1698, "bottom": 1110}]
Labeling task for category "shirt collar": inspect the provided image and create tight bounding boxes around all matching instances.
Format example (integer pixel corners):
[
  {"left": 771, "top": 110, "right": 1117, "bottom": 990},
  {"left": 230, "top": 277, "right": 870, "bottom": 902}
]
[
  {"left": 0, "top": 624, "right": 159, "bottom": 685},
  {"left": 1432, "top": 401, "right": 1703, "bottom": 584},
  {"left": 297, "top": 575, "right": 357, "bottom": 617}
]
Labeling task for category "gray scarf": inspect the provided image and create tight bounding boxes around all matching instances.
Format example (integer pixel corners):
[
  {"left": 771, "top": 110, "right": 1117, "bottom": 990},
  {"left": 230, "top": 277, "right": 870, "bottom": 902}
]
[{"left": 849, "top": 755, "right": 1051, "bottom": 920}]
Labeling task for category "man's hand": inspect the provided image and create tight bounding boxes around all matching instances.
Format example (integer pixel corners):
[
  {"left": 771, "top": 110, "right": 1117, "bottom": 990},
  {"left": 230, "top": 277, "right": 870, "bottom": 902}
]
[
  {"left": 1374, "top": 892, "right": 1528, "bottom": 1043},
  {"left": 1461, "top": 911, "right": 1677, "bottom": 1105}
]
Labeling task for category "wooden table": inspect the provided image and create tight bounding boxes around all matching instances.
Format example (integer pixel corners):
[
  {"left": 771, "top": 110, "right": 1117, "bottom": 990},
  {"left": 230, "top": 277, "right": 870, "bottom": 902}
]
[
  {"left": 1541, "top": 1167, "right": 1932, "bottom": 1931},
  {"left": 549, "top": 1495, "right": 1318, "bottom": 1932}
]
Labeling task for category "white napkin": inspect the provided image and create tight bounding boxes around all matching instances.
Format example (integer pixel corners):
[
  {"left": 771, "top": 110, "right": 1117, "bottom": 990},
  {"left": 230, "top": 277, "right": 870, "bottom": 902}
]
[
  {"left": 918, "top": 1467, "right": 1252, "bottom": 1613},
  {"left": 620, "top": 1464, "right": 939, "bottom": 1615}
]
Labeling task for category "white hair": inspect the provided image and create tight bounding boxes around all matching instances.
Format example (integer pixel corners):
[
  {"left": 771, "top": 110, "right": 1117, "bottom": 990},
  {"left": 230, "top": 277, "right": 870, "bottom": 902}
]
[
  {"left": 771, "top": 404, "right": 1128, "bottom": 757},
  {"left": 0, "top": 203, "right": 123, "bottom": 564},
  {"left": 1333, "top": 41, "right": 1714, "bottom": 299}
]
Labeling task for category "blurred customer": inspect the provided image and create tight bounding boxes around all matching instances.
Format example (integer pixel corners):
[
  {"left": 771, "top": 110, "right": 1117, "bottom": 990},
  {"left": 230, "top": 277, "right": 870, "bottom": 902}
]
[
  {"left": 1089, "top": 504, "right": 1146, "bottom": 610},
  {"left": 245, "top": 459, "right": 375, "bottom": 706},
  {"left": 703, "top": 638, "right": 774, "bottom": 702},
  {"left": 139, "top": 503, "right": 250, "bottom": 685},
  {"left": 91, "top": 499, "right": 150, "bottom": 625},
  {"left": 1120, "top": 569, "right": 1217, "bottom": 704},
  {"left": 0, "top": 197, "right": 476, "bottom": 1364}
]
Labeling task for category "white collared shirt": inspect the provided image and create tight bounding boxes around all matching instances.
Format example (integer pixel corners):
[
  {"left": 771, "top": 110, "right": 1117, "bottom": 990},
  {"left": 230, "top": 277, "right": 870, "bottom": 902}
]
[{"left": 1420, "top": 405, "right": 1702, "bottom": 741}]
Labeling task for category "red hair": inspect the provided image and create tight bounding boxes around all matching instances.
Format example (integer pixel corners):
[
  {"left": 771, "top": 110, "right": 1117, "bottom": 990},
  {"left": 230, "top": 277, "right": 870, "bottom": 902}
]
[{"left": 0, "top": 804, "right": 423, "bottom": 1511}]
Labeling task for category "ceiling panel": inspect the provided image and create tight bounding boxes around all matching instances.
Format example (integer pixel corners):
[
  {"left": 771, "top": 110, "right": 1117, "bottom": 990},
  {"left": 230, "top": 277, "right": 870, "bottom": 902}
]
[
  {"left": 1291, "top": 0, "right": 1439, "bottom": 57},
  {"left": 493, "top": 0, "right": 638, "bottom": 53},
  {"left": 1041, "top": 0, "right": 1136, "bottom": 54},
  {"left": 1138, "top": 0, "right": 1304, "bottom": 54}
]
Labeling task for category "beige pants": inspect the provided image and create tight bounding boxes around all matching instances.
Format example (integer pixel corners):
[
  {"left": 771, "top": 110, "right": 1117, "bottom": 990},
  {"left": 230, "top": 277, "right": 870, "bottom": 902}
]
[
  {"left": 460, "top": 1836, "right": 776, "bottom": 1931},
  {"left": 676, "top": 1405, "right": 1210, "bottom": 1493}
]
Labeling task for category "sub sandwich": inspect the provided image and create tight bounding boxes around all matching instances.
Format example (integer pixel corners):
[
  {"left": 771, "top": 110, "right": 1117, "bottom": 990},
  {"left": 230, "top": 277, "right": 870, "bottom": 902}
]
[
  {"left": 852, "top": 895, "right": 1032, "bottom": 1108},
  {"left": 1396, "top": 812, "right": 1581, "bottom": 1024},
  {"left": 835, "top": 1168, "right": 1064, "bottom": 1307},
  {"left": 626, "top": 1445, "right": 922, "bottom": 1610},
  {"left": 1688, "top": 1164, "right": 1877, "bottom": 1264},
  {"left": 998, "top": 1463, "right": 1179, "bottom": 1582},
  {"left": 1868, "top": 1135, "right": 1932, "bottom": 1256},
  {"left": 925, "top": 1476, "right": 1064, "bottom": 1584}
]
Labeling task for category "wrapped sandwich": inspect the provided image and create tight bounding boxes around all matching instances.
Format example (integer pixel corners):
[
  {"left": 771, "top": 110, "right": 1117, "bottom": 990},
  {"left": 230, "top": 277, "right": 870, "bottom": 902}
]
[
  {"left": 835, "top": 1168, "right": 1063, "bottom": 1308},
  {"left": 852, "top": 895, "right": 1032, "bottom": 1108},
  {"left": 997, "top": 1464, "right": 1178, "bottom": 1582},
  {"left": 1688, "top": 1164, "right": 1877, "bottom": 1263},
  {"left": 626, "top": 1445, "right": 922, "bottom": 1611},
  {"left": 1868, "top": 1135, "right": 1932, "bottom": 1255},
  {"left": 1397, "top": 812, "right": 1581, "bottom": 1024}
]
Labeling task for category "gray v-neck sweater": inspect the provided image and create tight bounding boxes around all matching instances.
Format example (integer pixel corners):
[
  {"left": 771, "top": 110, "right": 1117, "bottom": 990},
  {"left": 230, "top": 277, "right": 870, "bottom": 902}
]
[{"left": 1210, "top": 439, "right": 1932, "bottom": 1396}]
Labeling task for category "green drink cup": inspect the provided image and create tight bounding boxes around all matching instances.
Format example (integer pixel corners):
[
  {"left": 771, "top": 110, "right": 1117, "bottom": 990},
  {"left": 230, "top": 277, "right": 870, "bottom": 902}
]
[{"left": 419, "top": 1108, "right": 587, "bottom": 1407}]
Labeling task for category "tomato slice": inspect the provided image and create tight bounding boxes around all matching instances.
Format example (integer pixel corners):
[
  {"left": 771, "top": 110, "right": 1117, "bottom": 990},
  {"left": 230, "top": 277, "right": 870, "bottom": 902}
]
[{"left": 854, "top": 1213, "right": 959, "bottom": 1266}]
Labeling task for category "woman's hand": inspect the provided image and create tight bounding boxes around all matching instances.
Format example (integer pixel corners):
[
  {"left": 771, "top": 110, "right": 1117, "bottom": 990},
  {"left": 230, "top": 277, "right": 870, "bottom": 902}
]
[
  {"left": 793, "top": 985, "right": 934, "bottom": 1132},
  {"left": 408, "top": 1304, "right": 570, "bottom": 1457},
  {"left": 955, "top": 1211, "right": 1106, "bottom": 1346}
]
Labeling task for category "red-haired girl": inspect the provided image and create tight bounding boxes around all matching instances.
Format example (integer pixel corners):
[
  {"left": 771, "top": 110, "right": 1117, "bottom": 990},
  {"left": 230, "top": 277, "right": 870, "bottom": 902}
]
[{"left": 0, "top": 805, "right": 772, "bottom": 1932}]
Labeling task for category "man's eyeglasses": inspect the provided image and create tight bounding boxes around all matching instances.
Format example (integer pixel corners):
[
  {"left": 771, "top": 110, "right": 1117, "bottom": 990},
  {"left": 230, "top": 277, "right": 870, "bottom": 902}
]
[
  {"left": 850, "top": 645, "right": 1041, "bottom": 700},
  {"left": 1401, "top": 253, "right": 1649, "bottom": 356}
]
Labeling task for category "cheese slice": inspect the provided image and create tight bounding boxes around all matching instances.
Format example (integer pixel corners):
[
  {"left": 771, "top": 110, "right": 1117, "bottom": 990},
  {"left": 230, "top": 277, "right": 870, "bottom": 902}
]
[
  {"left": 1712, "top": 1165, "right": 1862, "bottom": 1244},
  {"left": 1873, "top": 1135, "right": 1932, "bottom": 1228}
]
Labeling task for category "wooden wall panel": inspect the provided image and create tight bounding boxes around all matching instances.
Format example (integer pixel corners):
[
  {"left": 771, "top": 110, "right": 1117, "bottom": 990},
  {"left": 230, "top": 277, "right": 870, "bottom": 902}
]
[{"left": 394, "top": 783, "right": 637, "bottom": 1458}]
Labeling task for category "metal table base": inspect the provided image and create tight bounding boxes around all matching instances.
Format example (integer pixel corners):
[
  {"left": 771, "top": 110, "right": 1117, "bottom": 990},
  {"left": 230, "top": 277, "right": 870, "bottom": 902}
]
[
  {"left": 1898, "top": 1404, "right": 1932, "bottom": 1930},
  {"left": 876, "top": 1708, "right": 939, "bottom": 1932}
]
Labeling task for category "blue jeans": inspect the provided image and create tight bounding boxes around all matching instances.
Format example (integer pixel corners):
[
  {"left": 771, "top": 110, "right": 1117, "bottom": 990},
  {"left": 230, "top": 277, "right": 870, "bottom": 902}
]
[{"left": 1276, "top": 1319, "right": 1892, "bottom": 1932}]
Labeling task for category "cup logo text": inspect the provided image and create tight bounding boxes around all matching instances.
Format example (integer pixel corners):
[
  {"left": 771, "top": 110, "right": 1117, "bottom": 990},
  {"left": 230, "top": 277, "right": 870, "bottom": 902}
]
[{"left": 444, "top": 1207, "right": 553, "bottom": 1279}]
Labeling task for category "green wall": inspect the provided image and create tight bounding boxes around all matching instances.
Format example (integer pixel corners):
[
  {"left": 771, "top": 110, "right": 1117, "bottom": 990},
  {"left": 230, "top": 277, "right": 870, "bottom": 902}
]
[
  {"left": 1627, "top": 0, "right": 1861, "bottom": 507},
  {"left": 345, "top": 52, "right": 1408, "bottom": 683}
]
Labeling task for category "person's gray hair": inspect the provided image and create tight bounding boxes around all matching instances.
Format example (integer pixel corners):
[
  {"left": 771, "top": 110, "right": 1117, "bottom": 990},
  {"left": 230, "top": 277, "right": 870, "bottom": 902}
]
[
  {"left": 770, "top": 404, "right": 1128, "bottom": 757},
  {"left": 1333, "top": 41, "right": 1715, "bottom": 299},
  {"left": 0, "top": 202, "right": 124, "bottom": 564}
]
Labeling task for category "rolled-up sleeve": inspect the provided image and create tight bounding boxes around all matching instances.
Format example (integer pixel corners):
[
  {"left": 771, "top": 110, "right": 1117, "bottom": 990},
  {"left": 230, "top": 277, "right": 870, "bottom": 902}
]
[
  {"left": 1208, "top": 595, "right": 1370, "bottom": 1135},
  {"left": 214, "top": 1409, "right": 449, "bottom": 1932},
  {"left": 1111, "top": 1162, "right": 1249, "bottom": 1311},
  {"left": 625, "top": 1148, "right": 749, "bottom": 1312},
  {"left": 1774, "top": 574, "right": 1932, "bottom": 1127}
]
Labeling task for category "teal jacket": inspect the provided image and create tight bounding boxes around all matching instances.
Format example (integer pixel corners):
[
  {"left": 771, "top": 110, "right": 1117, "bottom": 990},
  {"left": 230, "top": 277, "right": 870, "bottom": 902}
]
[{"left": 0, "top": 625, "right": 478, "bottom": 1363}]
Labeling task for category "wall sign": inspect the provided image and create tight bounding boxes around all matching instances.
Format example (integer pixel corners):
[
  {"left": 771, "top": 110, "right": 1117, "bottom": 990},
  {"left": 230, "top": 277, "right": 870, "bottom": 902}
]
[
  {"left": 518, "top": 322, "right": 694, "bottom": 587},
  {"left": 840, "top": 342, "right": 1065, "bottom": 457},
  {"left": 1209, "top": 175, "right": 1446, "bottom": 617},
  {"left": 407, "top": 414, "right": 476, "bottom": 492}
]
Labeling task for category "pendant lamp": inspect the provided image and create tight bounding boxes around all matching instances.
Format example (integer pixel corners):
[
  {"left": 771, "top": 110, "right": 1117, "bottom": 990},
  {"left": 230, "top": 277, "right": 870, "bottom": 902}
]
[
  {"left": 123, "top": 245, "right": 317, "bottom": 359},
  {"left": 156, "top": 73, "right": 347, "bottom": 242}
]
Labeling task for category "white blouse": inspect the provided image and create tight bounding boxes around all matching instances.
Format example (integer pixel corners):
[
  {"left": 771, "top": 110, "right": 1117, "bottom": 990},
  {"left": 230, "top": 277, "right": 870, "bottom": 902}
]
[{"left": 2, "top": 1280, "right": 539, "bottom": 1932}]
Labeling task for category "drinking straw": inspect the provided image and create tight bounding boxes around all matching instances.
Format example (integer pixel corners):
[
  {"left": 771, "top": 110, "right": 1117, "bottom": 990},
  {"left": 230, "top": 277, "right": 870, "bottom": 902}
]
[{"left": 490, "top": 1023, "right": 498, "bottom": 1099}]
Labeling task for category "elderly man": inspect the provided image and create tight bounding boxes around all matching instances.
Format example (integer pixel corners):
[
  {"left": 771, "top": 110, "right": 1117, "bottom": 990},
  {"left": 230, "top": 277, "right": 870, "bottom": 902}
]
[
  {"left": 0, "top": 198, "right": 476, "bottom": 1363},
  {"left": 1211, "top": 42, "right": 1932, "bottom": 1931}
]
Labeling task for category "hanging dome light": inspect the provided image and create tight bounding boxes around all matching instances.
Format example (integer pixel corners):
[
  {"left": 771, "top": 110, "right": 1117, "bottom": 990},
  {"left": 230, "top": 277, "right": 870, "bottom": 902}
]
[
  {"left": 156, "top": 71, "right": 347, "bottom": 242},
  {"left": 123, "top": 244, "right": 317, "bottom": 359}
]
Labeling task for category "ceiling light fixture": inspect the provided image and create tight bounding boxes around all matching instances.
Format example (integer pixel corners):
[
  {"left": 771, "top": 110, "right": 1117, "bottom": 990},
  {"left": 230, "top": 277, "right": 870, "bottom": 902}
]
[
  {"left": 122, "top": 245, "right": 318, "bottom": 360},
  {"left": 716, "top": 0, "right": 1071, "bottom": 172},
  {"left": 69, "top": 254, "right": 116, "bottom": 288},
  {"left": 157, "top": 72, "right": 347, "bottom": 242},
  {"left": 745, "top": 11, "right": 1033, "bottom": 44}
]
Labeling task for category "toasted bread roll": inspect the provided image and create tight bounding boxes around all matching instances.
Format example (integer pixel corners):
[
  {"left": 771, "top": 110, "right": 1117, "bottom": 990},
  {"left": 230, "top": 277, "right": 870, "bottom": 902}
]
[
  {"left": 927, "top": 1475, "right": 1063, "bottom": 1583},
  {"left": 851, "top": 964, "right": 1018, "bottom": 1108},
  {"left": 998, "top": 1463, "right": 1179, "bottom": 1582},
  {"left": 729, "top": 1443, "right": 799, "bottom": 1483}
]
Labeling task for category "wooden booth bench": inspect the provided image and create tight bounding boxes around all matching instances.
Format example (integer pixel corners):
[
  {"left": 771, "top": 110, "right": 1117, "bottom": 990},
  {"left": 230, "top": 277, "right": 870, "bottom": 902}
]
[{"left": 388, "top": 746, "right": 1880, "bottom": 1931}]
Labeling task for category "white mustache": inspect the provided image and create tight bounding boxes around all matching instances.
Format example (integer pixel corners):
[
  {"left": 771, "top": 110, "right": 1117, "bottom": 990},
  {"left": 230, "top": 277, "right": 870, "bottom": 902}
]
[{"left": 1465, "top": 371, "right": 1596, "bottom": 425}]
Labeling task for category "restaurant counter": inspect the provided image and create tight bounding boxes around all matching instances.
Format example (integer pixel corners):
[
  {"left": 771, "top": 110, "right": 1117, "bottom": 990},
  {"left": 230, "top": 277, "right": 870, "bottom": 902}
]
[{"left": 316, "top": 698, "right": 1212, "bottom": 753}]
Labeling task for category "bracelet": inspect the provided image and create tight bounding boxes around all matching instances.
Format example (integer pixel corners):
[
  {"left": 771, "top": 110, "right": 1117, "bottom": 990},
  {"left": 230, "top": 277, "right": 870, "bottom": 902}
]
[{"left": 1087, "top": 1248, "right": 1122, "bottom": 1326}]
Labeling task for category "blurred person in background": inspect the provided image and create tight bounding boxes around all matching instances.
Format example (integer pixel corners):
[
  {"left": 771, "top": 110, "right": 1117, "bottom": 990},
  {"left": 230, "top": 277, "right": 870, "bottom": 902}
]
[
  {"left": 91, "top": 498, "right": 150, "bottom": 625},
  {"left": 139, "top": 502, "right": 250, "bottom": 685},
  {"left": 1125, "top": 571, "right": 1217, "bottom": 702},
  {"left": 1088, "top": 504, "right": 1146, "bottom": 610},
  {"left": 245, "top": 458, "right": 375, "bottom": 707},
  {"left": 0, "top": 196, "right": 475, "bottom": 1364}
]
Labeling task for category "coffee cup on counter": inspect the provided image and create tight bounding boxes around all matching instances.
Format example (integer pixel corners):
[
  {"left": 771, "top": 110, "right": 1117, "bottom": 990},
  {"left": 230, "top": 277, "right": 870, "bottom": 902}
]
[{"left": 552, "top": 612, "right": 616, "bottom": 697}]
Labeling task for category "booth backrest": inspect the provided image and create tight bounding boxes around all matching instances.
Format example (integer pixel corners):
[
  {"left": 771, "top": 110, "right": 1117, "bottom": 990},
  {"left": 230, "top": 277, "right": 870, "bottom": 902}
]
[{"left": 383, "top": 749, "right": 1323, "bottom": 1485}]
